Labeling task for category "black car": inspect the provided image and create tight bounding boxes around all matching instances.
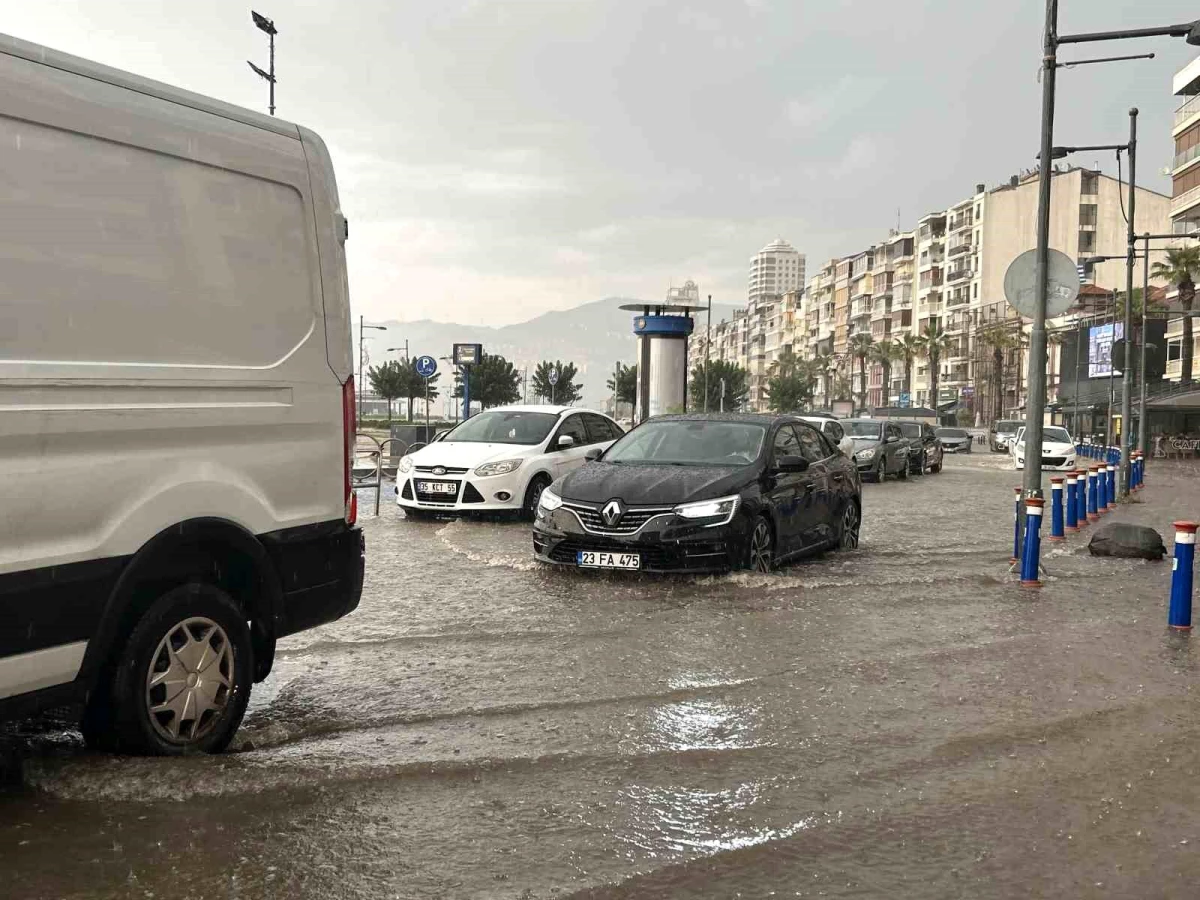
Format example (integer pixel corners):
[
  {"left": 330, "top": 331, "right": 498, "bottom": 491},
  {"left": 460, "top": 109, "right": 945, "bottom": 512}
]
[
  {"left": 532, "top": 414, "right": 861, "bottom": 574},
  {"left": 897, "top": 421, "right": 944, "bottom": 474},
  {"left": 843, "top": 419, "right": 910, "bottom": 482},
  {"left": 936, "top": 427, "right": 973, "bottom": 453}
]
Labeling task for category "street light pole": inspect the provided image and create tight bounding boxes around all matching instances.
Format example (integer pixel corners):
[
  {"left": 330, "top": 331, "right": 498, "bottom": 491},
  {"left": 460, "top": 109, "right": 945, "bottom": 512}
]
[
  {"left": 1139, "top": 232, "right": 1151, "bottom": 456},
  {"left": 248, "top": 11, "right": 278, "bottom": 117},
  {"left": 1022, "top": 0, "right": 1058, "bottom": 513},
  {"left": 357, "top": 317, "right": 386, "bottom": 429},
  {"left": 1120, "top": 108, "right": 1137, "bottom": 496},
  {"left": 704, "top": 294, "right": 712, "bottom": 413}
]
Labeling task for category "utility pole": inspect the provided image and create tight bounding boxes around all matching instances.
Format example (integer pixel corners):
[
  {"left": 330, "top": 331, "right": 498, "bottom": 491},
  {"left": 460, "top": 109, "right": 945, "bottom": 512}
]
[
  {"left": 357, "top": 316, "right": 386, "bottom": 428},
  {"left": 1139, "top": 233, "right": 1151, "bottom": 456},
  {"left": 1120, "top": 108, "right": 1137, "bottom": 496},
  {"left": 249, "top": 11, "right": 277, "bottom": 116},
  {"left": 704, "top": 294, "right": 712, "bottom": 413}
]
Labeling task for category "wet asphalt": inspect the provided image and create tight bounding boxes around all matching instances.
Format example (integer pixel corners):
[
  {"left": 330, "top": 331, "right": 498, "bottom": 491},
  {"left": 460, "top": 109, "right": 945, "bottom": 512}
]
[{"left": 5, "top": 452, "right": 1200, "bottom": 899}]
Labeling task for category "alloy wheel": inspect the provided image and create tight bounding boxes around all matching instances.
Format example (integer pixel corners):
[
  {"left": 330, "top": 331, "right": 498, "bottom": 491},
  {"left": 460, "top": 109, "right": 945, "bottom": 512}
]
[
  {"left": 839, "top": 502, "right": 861, "bottom": 550},
  {"left": 145, "top": 617, "right": 234, "bottom": 745},
  {"left": 749, "top": 520, "right": 773, "bottom": 573}
]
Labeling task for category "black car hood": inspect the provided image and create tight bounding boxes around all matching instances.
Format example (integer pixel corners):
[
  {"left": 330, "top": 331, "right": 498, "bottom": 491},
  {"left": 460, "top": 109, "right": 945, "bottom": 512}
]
[{"left": 557, "top": 462, "right": 749, "bottom": 506}]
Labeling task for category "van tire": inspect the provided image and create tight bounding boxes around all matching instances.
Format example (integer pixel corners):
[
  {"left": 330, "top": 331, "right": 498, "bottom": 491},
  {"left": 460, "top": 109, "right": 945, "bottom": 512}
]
[{"left": 107, "top": 583, "right": 253, "bottom": 756}]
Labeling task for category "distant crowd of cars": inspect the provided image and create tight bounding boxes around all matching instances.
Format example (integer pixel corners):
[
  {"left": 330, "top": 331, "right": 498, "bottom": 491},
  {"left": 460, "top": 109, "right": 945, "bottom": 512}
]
[{"left": 394, "top": 406, "right": 979, "bottom": 575}]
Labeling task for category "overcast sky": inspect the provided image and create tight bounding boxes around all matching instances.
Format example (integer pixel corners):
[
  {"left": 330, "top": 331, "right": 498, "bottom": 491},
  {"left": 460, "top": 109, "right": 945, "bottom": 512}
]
[{"left": 5, "top": 1, "right": 1197, "bottom": 325}]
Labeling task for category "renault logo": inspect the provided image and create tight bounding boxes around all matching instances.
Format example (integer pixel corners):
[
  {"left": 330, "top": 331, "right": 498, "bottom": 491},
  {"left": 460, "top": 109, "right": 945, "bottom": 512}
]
[
  {"left": 432, "top": 466, "right": 447, "bottom": 476},
  {"left": 601, "top": 499, "right": 624, "bottom": 527}
]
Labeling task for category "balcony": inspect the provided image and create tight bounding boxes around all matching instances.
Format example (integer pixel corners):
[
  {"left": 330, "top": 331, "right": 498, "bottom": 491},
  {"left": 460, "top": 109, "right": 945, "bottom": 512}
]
[
  {"left": 949, "top": 240, "right": 972, "bottom": 256},
  {"left": 1172, "top": 183, "right": 1200, "bottom": 218},
  {"left": 1177, "top": 93, "right": 1200, "bottom": 130},
  {"left": 949, "top": 216, "right": 973, "bottom": 232},
  {"left": 1174, "top": 143, "right": 1200, "bottom": 173},
  {"left": 946, "top": 268, "right": 972, "bottom": 283}
]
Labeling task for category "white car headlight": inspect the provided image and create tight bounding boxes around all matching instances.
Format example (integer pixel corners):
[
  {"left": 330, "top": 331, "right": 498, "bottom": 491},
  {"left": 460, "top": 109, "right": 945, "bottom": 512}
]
[
  {"left": 539, "top": 487, "right": 562, "bottom": 512},
  {"left": 474, "top": 459, "right": 522, "bottom": 477},
  {"left": 674, "top": 495, "right": 740, "bottom": 524},
  {"left": 857, "top": 448, "right": 876, "bottom": 461},
  {"left": 399, "top": 455, "right": 414, "bottom": 474}
]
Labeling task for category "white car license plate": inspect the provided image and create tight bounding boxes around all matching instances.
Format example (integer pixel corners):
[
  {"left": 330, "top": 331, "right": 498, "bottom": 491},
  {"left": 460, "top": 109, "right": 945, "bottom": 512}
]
[
  {"left": 417, "top": 481, "right": 457, "bottom": 494},
  {"left": 577, "top": 551, "right": 641, "bottom": 570}
]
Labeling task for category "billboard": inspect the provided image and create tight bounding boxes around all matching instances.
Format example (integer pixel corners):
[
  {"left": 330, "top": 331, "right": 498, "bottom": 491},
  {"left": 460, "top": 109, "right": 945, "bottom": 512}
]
[{"left": 1087, "top": 322, "right": 1124, "bottom": 378}]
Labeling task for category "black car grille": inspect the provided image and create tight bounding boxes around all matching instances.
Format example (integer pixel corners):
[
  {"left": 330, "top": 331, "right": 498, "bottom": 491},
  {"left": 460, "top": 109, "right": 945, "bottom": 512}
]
[
  {"left": 562, "top": 502, "right": 673, "bottom": 535},
  {"left": 1043, "top": 457, "right": 1066, "bottom": 467},
  {"left": 415, "top": 465, "right": 469, "bottom": 475},
  {"left": 414, "top": 479, "right": 461, "bottom": 505},
  {"left": 400, "top": 480, "right": 414, "bottom": 500},
  {"left": 462, "top": 482, "right": 485, "bottom": 503}
]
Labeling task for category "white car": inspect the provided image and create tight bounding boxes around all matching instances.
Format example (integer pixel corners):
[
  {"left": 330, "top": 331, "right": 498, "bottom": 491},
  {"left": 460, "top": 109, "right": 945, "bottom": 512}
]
[
  {"left": 798, "top": 416, "right": 855, "bottom": 458},
  {"left": 397, "top": 406, "right": 623, "bottom": 518},
  {"left": 1013, "top": 425, "right": 1077, "bottom": 471}
]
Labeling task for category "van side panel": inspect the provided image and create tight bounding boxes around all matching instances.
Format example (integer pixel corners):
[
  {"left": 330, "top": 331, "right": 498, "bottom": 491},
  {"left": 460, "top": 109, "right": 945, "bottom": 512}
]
[
  {"left": 0, "top": 51, "right": 344, "bottom": 626},
  {"left": 298, "top": 126, "right": 353, "bottom": 383}
]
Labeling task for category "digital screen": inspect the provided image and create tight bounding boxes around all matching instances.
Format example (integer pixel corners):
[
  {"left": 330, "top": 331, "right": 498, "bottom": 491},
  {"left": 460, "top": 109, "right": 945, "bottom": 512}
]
[
  {"left": 1087, "top": 322, "right": 1123, "bottom": 378},
  {"left": 453, "top": 343, "right": 483, "bottom": 366}
]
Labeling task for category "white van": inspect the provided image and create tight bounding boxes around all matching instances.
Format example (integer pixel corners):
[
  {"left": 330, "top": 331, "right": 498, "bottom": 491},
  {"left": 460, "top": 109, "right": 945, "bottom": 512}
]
[{"left": 0, "top": 35, "right": 363, "bottom": 754}]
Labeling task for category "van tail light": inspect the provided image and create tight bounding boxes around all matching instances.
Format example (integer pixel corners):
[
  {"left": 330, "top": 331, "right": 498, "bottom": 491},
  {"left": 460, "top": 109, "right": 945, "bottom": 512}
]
[{"left": 343, "top": 376, "right": 357, "bottom": 526}]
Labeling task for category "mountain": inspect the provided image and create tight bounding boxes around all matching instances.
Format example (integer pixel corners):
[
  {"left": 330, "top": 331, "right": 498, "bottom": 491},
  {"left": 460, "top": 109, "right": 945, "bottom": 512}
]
[{"left": 367, "top": 298, "right": 742, "bottom": 408}]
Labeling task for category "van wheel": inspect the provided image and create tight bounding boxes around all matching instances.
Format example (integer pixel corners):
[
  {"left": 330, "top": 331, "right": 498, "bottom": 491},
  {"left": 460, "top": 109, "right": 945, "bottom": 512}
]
[
  {"left": 523, "top": 475, "right": 552, "bottom": 521},
  {"left": 107, "top": 584, "right": 252, "bottom": 756}
]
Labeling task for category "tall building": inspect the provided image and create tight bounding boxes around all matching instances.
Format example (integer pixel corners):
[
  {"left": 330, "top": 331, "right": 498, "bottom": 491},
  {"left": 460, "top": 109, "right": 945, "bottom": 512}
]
[
  {"left": 1167, "top": 54, "right": 1200, "bottom": 381},
  {"left": 748, "top": 238, "right": 806, "bottom": 303}
]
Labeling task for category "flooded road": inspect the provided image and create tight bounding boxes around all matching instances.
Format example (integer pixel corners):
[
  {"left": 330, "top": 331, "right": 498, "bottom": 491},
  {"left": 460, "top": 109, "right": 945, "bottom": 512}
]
[{"left": 6, "top": 453, "right": 1200, "bottom": 898}]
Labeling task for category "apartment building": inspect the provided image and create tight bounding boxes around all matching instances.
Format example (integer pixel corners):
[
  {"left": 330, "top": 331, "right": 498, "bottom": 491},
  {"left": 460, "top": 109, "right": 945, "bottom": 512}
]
[{"left": 1166, "top": 54, "right": 1200, "bottom": 381}]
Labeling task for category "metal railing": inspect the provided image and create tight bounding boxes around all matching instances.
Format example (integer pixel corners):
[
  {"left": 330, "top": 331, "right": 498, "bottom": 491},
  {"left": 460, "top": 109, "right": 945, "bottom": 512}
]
[
  {"left": 353, "top": 434, "right": 426, "bottom": 516},
  {"left": 1172, "top": 183, "right": 1200, "bottom": 216},
  {"left": 1173, "top": 143, "right": 1200, "bottom": 172}
]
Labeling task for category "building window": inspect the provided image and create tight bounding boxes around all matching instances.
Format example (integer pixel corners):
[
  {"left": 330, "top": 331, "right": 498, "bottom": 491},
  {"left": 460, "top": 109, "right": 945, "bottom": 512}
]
[
  {"left": 1079, "top": 203, "right": 1098, "bottom": 226},
  {"left": 1081, "top": 171, "right": 1100, "bottom": 195},
  {"left": 1079, "top": 230, "right": 1096, "bottom": 252},
  {"left": 973, "top": 283, "right": 979, "bottom": 299}
]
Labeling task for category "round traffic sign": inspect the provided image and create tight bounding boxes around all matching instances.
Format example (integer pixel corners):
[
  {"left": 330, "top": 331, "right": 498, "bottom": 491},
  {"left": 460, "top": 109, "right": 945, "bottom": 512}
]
[
  {"left": 548, "top": 369, "right": 559, "bottom": 386},
  {"left": 415, "top": 355, "right": 438, "bottom": 378},
  {"left": 1003, "top": 248, "right": 1080, "bottom": 319}
]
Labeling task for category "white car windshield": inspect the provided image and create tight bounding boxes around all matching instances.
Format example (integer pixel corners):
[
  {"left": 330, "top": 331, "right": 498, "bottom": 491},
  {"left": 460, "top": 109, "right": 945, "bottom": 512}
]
[
  {"left": 846, "top": 421, "right": 882, "bottom": 439},
  {"left": 1042, "top": 427, "right": 1071, "bottom": 443},
  {"left": 443, "top": 411, "right": 558, "bottom": 445},
  {"left": 605, "top": 420, "right": 765, "bottom": 466}
]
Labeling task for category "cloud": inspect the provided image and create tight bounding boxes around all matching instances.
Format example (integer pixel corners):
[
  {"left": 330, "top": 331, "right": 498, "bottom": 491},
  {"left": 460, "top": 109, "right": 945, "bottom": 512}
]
[
  {"left": 782, "top": 76, "right": 882, "bottom": 129},
  {"left": 830, "top": 136, "right": 880, "bottom": 178}
]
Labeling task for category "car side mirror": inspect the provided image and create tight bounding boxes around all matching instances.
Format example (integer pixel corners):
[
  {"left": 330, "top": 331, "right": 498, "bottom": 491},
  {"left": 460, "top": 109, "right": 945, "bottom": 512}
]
[
  {"left": 774, "top": 454, "right": 809, "bottom": 473},
  {"left": 557, "top": 435, "right": 576, "bottom": 449},
  {"left": 886, "top": 435, "right": 899, "bottom": 443},
  {"left": 584, "top": 447, "right": 603, "bottom": 462}
]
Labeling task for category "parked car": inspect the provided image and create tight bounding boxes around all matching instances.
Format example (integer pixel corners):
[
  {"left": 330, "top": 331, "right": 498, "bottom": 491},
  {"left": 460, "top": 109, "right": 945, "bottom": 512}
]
[
  {"left": 0, "top": 38, "right": 364, "bottom": 754},
  {"left": 799, "top": 415, "right": 854, "bottom": 458},
  {"left": 532, "top": 414, "right": 861, "bottom": 573},
  {"left": 1013, "top": 425, "right": 1077, "bottom": 471},
  {"left": 989, "top": 419, "right": 1022, "bottom": 453},
  {"left": 898, "top": 421, "right": 944, "bottom": 473},
  {"left": 397, "top": 406, "right": 623, "bottom": 519},
  {"left": 844, "top": 419, "right": 910, "bottom": 482},
  {"left": 936, "top": 427, "right": 974, "bottom": 453}
]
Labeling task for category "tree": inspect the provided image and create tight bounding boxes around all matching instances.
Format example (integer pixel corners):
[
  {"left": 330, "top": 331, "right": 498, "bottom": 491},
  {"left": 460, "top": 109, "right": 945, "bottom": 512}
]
[
  {"left": 453, "top": 353, "right": 521, "bottom": 410},
  {"left": 869, "top": 339, "right": 898, "bottom": 407},
  {"left": 848, "top": 333, "right": 874, "bottom": 414},
  {"left": 978, "top": 323, "right": 1023, "bottom": 423},
  {"left": 765, "top": 352, "right": 818, "bottom": 412},
  {"left": 1152, "top": 246, "right": 1200, "bottom": 384},
  {"left": 812, "top": 352, "right": 837, "bottom": 406},
  {"left": 690, "top": 359, "right": 749, "bottom": 411},
  {"left": 606, "top": 362, "right": 638, "bottom": 405},
  {"left": 389, "top": 357, "right": 441, "bottom": 422},
  {"left": 919, "top": 323, "right": 954, "bottom": 413},
  {"left": 898, "top": 333, "right": 923, "bottom": 398},
  {"left": 367, "top": 360, "right": 407, "bottom": 427},
  {"left": 531, "top": 360, "right": 582, "bottom": 405},
  {"left": 1112, "top": 286, "right": 1161, "bottom": 318}
]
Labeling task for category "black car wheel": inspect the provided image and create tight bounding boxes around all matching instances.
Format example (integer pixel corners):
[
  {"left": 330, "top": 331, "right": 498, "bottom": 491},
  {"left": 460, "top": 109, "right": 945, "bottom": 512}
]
[
  {"left": 911, "top": 452, "right": 925, "bottom": 475},
  {"left": 838, "top": 500, "right": 861, "bottom": 551},
  {"left": 746, "top": 517, "right": 774, "bottom": 573},
  {"left": 896, "top": 458, "right": 908, "bottom": 480},
  {"left": 522, "top": 475, "right": 551, "bottom": 521},
  {"left": 929, "top": 457, "right": 942, "bottom": 473}
]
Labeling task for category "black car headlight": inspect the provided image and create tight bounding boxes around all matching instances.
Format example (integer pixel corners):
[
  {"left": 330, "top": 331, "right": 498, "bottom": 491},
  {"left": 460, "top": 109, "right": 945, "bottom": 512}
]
[{"left": 673, "top": 495, "right": 740, "bottom": 526}]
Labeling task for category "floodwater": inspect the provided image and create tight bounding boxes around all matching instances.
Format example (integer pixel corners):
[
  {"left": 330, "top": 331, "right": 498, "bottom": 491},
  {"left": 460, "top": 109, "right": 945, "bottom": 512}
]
[{"left": 6, "top": 452, "right": 1200, "bottom": 899}]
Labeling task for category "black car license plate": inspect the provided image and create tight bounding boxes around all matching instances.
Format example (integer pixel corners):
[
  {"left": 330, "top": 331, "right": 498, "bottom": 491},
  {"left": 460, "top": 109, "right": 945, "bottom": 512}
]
[{"left": 577, "top": 551, "right": 641, "bottom": 570}]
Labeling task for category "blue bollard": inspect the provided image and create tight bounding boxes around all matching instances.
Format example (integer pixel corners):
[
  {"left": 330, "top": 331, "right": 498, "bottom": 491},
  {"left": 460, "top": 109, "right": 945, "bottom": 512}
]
[
  {"left": 1098, "top": 464, "right": 1110, "bottom": 513},
  {"left": 1087, "top": 466, "right": 1100, "bottom": 521},
  {"left": 1019, "top": 497, "right": 1045, "bottom": 587},
  {"left": 1106, "top": 464, "right": 1117, "bottom": 508},
  {"left": 1049, "top": 477, "right": 1065, "bottom": 542},
  {"left": 1169, "top": 521, "right": 1197, "bottom": 631},
  {"left": 1075, "top": 469, "right": 1088, "bottom": 528},
  {"left": 1065, "top": 472, "right": 1079, "bottom": 533},
  {"left": 1011, "top": 486, "right": 1022, "bottom": 563}
]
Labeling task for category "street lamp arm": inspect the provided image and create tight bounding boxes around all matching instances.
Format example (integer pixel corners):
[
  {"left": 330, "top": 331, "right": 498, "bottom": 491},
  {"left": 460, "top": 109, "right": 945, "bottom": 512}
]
[
  {"left": 1059, "top": 52, "right": 1155, "bottom": 67},
  {"left": 1058, "top": 22, "right": 1199, "bottom": 45}
]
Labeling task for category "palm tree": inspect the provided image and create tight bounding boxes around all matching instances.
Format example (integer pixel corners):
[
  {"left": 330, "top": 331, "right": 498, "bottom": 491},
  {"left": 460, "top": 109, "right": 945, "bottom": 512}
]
[
  {"left": 869, "top": 339, "right": 898, "bottom": 407},
  {"left": 919, "top": 323, "right": 953, "bottom": 415},
  {"left": 848, "top": 333, "right": 874, "bottom": 414},
  {"left": 977, "top": 323, "right": 1023, "bottom": 423},
  {"left": 898, "top": 333, "right": 923, "bottom": 399},
  {"left": 1152, "top": 246, "right": 1200, "bottom": 384},
  {"left": 812, "top": 351, "right": 836, "bottom": 407}
]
